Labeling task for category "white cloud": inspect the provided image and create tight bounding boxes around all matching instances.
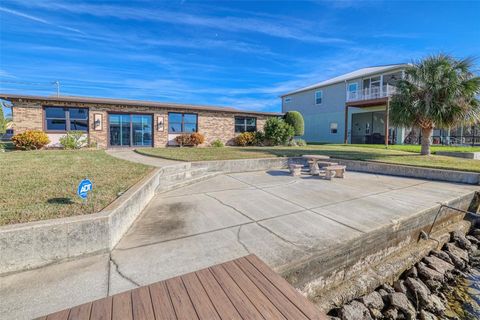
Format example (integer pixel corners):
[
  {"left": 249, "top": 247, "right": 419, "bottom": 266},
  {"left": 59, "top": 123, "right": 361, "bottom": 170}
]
[
  {"left": 6, "top": 1, "right": 348, "bottom": 44},
  {"left": 0, "top": 69, "right": 17, "bottom": 79},
  {"left": 0, "top": 6, "right": 85, "bottom": 34}
]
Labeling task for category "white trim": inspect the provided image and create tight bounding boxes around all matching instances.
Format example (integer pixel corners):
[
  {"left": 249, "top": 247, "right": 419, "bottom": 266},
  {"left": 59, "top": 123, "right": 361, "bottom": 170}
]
[{"left": 315, "top": 90, "right": 323, "bottom": 105}]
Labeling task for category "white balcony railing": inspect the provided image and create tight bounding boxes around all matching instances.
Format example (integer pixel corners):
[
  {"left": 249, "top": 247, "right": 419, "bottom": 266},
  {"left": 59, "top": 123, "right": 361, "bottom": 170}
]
[{"left": 346, "top": 84, "right": 397, "bottom": 102}]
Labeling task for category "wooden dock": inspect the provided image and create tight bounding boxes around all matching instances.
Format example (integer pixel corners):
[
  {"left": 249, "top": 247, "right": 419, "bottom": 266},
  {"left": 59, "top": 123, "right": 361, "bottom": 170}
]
[{"left": 38, "top": 254, "right": 327, "bottom": 320}]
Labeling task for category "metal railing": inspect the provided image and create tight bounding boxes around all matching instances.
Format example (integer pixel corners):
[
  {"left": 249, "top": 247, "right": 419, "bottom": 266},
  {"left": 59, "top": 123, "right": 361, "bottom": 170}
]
[
  {"left": 346, "top": 84, "right": 397, "bottom": 102},
  {"left": 404, "top": 135, "right": 480, "bottom": 146}
]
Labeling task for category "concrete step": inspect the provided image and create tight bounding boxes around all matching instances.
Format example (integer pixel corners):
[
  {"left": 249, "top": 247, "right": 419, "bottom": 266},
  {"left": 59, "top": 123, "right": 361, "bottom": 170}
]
[
  {"left": 159, "top": 162, "right": 192, "bottom": 175},
  {"left": 156, "top": 171, "right": 222, "bottom": 194},
  {"left": 159, "top": 167, "right": 208, "bottom": 183}
]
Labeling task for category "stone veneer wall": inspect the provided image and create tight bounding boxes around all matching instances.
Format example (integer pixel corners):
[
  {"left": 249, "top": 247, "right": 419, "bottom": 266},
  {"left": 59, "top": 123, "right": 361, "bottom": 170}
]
[{"left": 10, "top": 100, "right": 270, "bottom": 148}]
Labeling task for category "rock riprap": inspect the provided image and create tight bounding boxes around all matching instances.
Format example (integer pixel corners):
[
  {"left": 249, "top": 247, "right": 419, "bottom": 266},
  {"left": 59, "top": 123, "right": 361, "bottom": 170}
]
[{"left": 328, "top": 227, "right": 480, "bottom": 320}]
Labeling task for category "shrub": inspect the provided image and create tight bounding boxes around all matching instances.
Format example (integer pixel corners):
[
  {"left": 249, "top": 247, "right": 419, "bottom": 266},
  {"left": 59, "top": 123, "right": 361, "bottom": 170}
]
[
  {"left": 294, "top": 138, "right": 307, "bottom": 146},
  {"left": 284, "top": 111, "right": 304, "bottom": 136},
  {"left": 287, "top": 139, "right": 297, "bottom": 147},
  {"left": 211, "top": 139, "right": 224, "bottom": 147},
  {"left": 264, "top": 117, "right": 295, "bottom": 146},
  {"left": 59, "top": 131, "right": 87, "bottom": 149},
  {"left": 254, "top": 131, "right": 265, "bottom": 146},
  {"left": 235, "top": 132, "right": 256, "bottom": 146},
  {"left": 12, "top": 130, "right": 50, "bottom": 150},
  {"left": 175, "top": 133, "right": 205, "bottom": 147},
  {"left": 175, "top": 134, "right": 192, "bottom": 147},
  {"left": 190, "top": 132, "right": 205, "bottom": 146}
]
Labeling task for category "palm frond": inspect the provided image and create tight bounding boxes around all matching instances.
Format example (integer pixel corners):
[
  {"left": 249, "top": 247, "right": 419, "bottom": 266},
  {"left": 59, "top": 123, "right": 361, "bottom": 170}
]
[{"left": 390, "top": 53, "right": 480, "bottom": 129}]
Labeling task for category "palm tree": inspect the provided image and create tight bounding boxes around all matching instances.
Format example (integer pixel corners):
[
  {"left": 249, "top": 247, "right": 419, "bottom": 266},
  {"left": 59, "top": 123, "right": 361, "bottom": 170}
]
[
  {"left": 390, "top": 54, "right": 480, "bottom": 155},
  {"left": 0, "top": 103, "right": 6, "bottom": 135}
]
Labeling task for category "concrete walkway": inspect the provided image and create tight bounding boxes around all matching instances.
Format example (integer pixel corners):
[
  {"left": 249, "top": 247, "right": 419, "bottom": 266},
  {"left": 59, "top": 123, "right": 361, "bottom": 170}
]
[
  {"left": 1, "top": 170, "right": 478, "bottom": 319},
  {"left": 109, "top": 170, "right": 478, "bottom": 293},
  {"left": 106, "top": 149, "right": 181, "bottom": 167}
]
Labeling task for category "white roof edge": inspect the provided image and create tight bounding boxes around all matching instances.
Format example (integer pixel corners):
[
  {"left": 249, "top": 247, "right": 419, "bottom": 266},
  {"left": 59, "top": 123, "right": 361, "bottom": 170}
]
[{"left": 280, "top": 63, "right": 409, "bottom": 97}]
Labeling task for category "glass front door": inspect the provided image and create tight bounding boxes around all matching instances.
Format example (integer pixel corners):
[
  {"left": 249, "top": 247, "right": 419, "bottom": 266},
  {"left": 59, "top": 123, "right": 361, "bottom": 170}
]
[
  {"left": 109, "top": 114, "right": 153, "bottom": 147},
  {"left": 132, "top": 115, "right": 153, "bottom": 146}
]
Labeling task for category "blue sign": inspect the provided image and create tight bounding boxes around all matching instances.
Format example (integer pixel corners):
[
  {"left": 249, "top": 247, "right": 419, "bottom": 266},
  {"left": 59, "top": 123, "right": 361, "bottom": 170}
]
[{"left": 77, "top": 179, "right": 93, "bottom": 199}]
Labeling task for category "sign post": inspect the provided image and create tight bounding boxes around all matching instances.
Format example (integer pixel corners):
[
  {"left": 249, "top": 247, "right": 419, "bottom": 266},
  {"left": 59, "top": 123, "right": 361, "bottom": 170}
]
[{"left": 77, "top": 178, "right": 93, "bottom": 210}]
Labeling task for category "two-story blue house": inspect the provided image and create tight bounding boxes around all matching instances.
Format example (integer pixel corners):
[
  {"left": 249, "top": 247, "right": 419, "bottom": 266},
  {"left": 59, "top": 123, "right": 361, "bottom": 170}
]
[{"left": 281, "top": 64, "right": 408, "bottom": 145}]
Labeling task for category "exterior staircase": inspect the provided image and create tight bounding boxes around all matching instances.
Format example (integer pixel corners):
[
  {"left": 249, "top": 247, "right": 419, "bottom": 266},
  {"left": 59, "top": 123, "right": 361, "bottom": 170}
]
[{"left": 155, "top": 162, "right": 221, "bottom": 193}]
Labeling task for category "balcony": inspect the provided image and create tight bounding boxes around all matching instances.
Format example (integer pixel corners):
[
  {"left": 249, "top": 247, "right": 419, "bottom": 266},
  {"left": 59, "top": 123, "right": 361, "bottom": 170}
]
[{"left": 346, "top": 84, "right": 397, "bottom": 103}]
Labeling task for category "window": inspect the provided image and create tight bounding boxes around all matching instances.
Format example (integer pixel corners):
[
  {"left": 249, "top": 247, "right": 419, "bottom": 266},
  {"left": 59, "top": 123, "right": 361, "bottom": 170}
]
[
  {"left": 347, "top": 82, "right": 358, "bottom": 100},
  {"left": 348, "top": 83, "right": 358, "bottom": 93},
  {"left": 168, "top": 113, "right": 197, "bottom": 133},
  {"left": 69, "top": 108, "right": 89, "bottom": 131},
  {"left": 284, "top": 97, "right": 292, "bottom": 103},
  {"left": 330, "top": 122, "right": 338, "bottom": 134},
  {"left": 45, "top": 107, "right": 88, "bottom": 132},
  {"left": 315, "top": 90, "right": 323, "bottom": 105},
  {"left": 235, "top": 116, "right": 257, "bottom": 133}
]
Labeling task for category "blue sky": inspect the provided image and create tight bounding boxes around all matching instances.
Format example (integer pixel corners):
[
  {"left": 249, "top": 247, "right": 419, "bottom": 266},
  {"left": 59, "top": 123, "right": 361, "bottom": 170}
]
[{"left": 0, "top": 0, "right": 479, "bottom": 114}]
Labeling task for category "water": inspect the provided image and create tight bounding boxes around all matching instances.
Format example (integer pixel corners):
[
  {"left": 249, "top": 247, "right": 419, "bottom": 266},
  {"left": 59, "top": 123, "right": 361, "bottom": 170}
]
[{"left": 444, "top": 250, "right": 480, "bottom": 320}]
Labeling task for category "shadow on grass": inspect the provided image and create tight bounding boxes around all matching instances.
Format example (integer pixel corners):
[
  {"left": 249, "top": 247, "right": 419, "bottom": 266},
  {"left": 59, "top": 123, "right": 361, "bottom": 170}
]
[{"left": 47, "top": 197, "right": 74, "bottom": 205}]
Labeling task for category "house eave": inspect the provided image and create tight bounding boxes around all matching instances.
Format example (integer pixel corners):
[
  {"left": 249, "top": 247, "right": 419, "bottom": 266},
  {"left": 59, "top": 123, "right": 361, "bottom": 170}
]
[
  {"left": 280, "top": 65, "right": 408, "bottom": 98},
  {"left": 0, "top": 93, "right": 283, "bottom": 117}
]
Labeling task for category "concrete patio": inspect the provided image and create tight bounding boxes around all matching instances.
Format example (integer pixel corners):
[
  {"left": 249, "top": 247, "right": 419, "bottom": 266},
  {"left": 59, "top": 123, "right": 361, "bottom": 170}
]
[{"left": 1, "top": 170, "right": 478, "bottom": 319}]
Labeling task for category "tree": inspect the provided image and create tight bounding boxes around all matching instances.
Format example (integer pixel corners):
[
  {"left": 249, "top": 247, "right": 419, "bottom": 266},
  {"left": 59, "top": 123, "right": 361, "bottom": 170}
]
[
  {"left": 284, "top": 111, "right": 304, "bottom": 136},
  {"left": 390, "top": 54, "right": 480, "bottom": 155}
]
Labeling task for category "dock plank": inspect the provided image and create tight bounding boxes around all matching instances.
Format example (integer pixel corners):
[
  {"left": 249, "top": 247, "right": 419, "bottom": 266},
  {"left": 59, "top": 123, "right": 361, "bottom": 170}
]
[
  {"left": 182, "top": 272, "right": 221, "bottom": 320},
  {"left": 196, "top": 268, "right": 242, "bottom": 320},
  {"left": 210, "top": 263, "right": 264, "bottom": 319},
  {"left": 68, "top": 302, "right": 92, "bottom": 320},
  {"left": 235, "top": 257, "right": 310, "bottom": 320},
  {"left": 246, "top": 254, "right": 327, "bottom": 320},
  {"left": 131, "top": 286, "right": 155, "bottom": 320},
  {"left": 46, "top": 310, "right": 70, "bottom": 320},
  {"left": 41, "top": 254, "right": 327, "bottom": 320},
  {"left": 112, "top": 291, "right": 132, "bottom": 320},
  {"left": 150, "top": 281, "right": 177, "bottom": 320},
  {"left": 90, "top": 296, "right": 112, "bottom": 320},
  {"left": 166, "top": 276, "right": 199, "bottom": 320},
  {"left": 222, "top": 260, "right": 287, "bottom": 319}
]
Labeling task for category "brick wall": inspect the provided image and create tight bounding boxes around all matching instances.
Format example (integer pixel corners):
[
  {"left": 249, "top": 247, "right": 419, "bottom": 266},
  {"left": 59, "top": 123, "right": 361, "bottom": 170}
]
[
  {"left": 197, "top": 111, "right": 268, "bottom": 146},
  {"left": 10, "top": 100, "right": 272, "bottom": 148},
  {"left": 12, "top": 102, "right": 43, "bottom": 133}
]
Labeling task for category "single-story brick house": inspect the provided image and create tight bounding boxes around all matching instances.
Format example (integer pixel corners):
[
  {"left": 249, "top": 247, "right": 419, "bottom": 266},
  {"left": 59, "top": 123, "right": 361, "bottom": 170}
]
[{"left": 0, "top": 94, "right": 282, "bottom": 148}]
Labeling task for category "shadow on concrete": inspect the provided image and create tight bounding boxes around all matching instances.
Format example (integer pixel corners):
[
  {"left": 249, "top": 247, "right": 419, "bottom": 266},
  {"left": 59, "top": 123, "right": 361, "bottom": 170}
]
[{"left": 266, "top": 170, "right": 291, "bottom": 176}]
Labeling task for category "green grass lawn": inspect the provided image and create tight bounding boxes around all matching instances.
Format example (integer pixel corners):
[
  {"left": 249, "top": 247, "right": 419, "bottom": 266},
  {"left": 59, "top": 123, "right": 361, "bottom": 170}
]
[
  {"left": 0, "top": 150, "right": 152, "bottom": 225},
  {"left": 347, "top": 144, "right": 480, "bottom": 153},
  {"left": 137, "top": 145, "right": 480, "bottom": 173}
]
